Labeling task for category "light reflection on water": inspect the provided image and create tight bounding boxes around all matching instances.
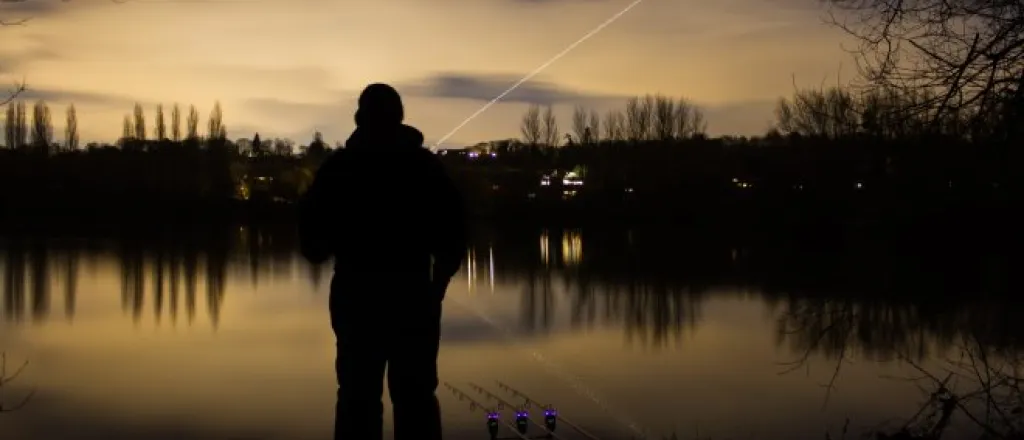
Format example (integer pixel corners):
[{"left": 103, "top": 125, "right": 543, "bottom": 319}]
[{"left": 0, "top": 227, "right": 1016, "bottom": 440}]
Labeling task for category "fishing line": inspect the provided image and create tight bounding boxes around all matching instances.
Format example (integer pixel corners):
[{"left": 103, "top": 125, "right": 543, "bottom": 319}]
[
  {"left": 445, "top": 295, "right": 650, "bottom": 439},
  {"left": 431, "top": 0, "right": 647, "bottom": 149},
  {"left": 437, "top": 1, "right": 649, "bottom": 430}
]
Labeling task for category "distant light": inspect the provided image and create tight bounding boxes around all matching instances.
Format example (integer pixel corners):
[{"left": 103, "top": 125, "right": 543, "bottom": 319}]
[
  {"left": 468, "top": 152, "right": 479, "bottom": 158},
  {"left": 490, "top": 152, "right": 497, "bottom": 158},
  {"left": 732, "top": 177, "right": 739, "bottom": 183},
  {"left": 625, "top": 187, "right": 634, "bottom": 193},
  {"left": 855, "top": 181, "right": 863, "bottom": 189},
  {"left": 562, "top": 171, "right": 584, "bottom": 186}
]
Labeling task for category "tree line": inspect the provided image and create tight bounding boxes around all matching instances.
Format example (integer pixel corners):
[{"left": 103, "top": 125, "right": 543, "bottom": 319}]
[
  {"left": 424, "top": 83, "right": 1020, "bottom": 227},
  {"left": 0, "top": 99, "right": 336, "bottom": 225},
  {"left": 1, "top": 99, "right": 331, "bottom": 157},
  {"left": 518, "top": 94, "right": 707, "bottom": 148}
]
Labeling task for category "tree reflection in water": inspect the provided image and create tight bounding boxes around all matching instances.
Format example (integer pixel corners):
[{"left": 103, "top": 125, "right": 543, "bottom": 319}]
[
  {"left": 474, "top": 227, "right": 1017, "bottom": 358},
  {"left": 0, "top": 226, "right": 1018, "bottom": 361},
  {"left": 0, "top": 224, "right": 301, "bottom": 328}
]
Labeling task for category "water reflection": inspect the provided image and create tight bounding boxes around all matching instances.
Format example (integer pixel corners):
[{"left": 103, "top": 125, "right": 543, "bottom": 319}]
[
  {"left": 469, "top": 227, "right": 1017, "bottom": 356},
  {"left": 0, "top": 226, "right": 1018, "bottom": 361},
  {"left": 0, "top": 225, "right": 303, "bottom": 327},
  {"left": 0, "top": 225, "right": 1019, "bottom": 439}
]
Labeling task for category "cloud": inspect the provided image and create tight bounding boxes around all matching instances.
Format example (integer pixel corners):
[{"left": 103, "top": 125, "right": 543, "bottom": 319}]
[
  {"left": 1, "top": 47, "right": 62, "bottom": 72},
  {"left": 14, "top": 86, "right": 141, "bottom": 109},
  {"left": 0, "top": 0, "right": 102, "bottom": 23},
  {"left": 402, "top": 72, "right": 623, "bottom": 106},
  {"left": 192, "top": 65, "right": 339, "bottom": 95},
  {"left": 0, "top": 0, "right": 64, "bottom": 17}
]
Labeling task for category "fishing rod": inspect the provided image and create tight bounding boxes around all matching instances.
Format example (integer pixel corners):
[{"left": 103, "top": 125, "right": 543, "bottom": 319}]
[
  {"left": 495, "top": 381, "right": 608, "bottom": 440},
  {"left": 467, "top": 382, "right": 567, "bottom": 440},
  {"left": 443, "top": 381, "right": 531, "bottom": 440}
]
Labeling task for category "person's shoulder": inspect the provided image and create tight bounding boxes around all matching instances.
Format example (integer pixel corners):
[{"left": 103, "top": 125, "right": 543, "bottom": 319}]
[
  {"left": 412, "top": 145, "right": 440, "bottom": 160},
  {"left": 314, "top": 148, "right": 356, "bottom": 176},
  {"left": 412, "top": 146, "right": 447, "bottom": 171}
]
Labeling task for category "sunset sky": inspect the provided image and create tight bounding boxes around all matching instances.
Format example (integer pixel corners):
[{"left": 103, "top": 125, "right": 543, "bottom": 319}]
[{"left": 1, "top": 0, "right": 855, "bottom": 147}]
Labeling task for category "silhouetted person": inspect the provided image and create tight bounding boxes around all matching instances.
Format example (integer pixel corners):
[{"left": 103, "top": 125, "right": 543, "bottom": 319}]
[{"left": 298, "top": 83, "right": 467, "bottom": 440}]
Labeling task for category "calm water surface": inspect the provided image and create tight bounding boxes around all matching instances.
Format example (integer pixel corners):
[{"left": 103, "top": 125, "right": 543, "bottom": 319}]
[{"left": 0, "top": 227, "right": 1015, "bottom": 440}]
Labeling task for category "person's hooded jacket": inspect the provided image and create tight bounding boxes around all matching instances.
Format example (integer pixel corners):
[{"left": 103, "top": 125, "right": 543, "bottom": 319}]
[{"left": 298, "top": 84, "right": 467, "bottom": 300}]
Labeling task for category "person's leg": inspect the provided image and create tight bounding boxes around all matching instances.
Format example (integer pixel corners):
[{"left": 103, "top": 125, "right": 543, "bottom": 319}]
[
  {"left": 387, "top": 298, "right": 443, "bottom": 440},
  {"left": 332, "top": 300, "right": 388, "bottom": 440}
]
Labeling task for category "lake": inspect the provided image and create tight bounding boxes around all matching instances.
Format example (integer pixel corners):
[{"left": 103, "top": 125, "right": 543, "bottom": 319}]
[{"left": 0, "top": 225, "right": 1017, "bottom": 440}]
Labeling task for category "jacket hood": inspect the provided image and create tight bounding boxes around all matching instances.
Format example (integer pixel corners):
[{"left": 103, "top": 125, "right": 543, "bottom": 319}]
[{"left": 344, "top": 124, "right": 424, "bottom": 151}]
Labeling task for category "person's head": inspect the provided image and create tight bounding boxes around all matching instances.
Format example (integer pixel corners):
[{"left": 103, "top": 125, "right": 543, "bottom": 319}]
[{"left": 354, "top": 83, "right": 404, "bottom": 129}]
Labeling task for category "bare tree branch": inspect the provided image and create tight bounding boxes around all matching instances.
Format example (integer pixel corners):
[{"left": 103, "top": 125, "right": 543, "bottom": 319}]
[
  {"left": 0, "top": 352, "right": 36, "bottom": 414},
  {"left": 823, "top": 0, "right": 1024, "bottom": 138}
]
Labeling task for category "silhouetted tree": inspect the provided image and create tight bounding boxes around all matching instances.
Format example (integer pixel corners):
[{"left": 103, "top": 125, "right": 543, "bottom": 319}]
[
  {"left": 272, "top": 138, "right": 293, "bottom": 156},
  {"left": 154, "top": 104, "right": 166, "bottom": 141},
  {"left": 674, "top": 98, "right": 706, "bottom": 139},
  {"left": 170, "top": 103, "right": 181, "bottom": 142},
  {"left": 625, "top": 96, "right": 651, "bottom": 141},
  {"left": 588, "top": 109, "right": 601, "bottom": 143},
  {"left": 207, "top": 101, "right": 225, "bottom": 141},
  {"left": 542, "top": 104, "right": 559, "bottom": 147},
  {"left": 120, "top": 115, "right": 133, "bottom": 147},
  {"left": 252, "top": 132, "right": 262, "bottom": 155},
  {"left": 572, "top": 104, "right": 589, "bottom": 145},
  {"left": 826, "top": 0, "right": 1024, "bottom": 135},
  {"left": 15, "top": 101, "right": 26, "bottom": 148},
  {"left": 4, "top": 103, "right": 13, "bottom": 148},
  {"left": 520, "top": 104, "right": 542, "bottom": 146},
  {"left": 186, "top": 105, "right": 199, "bottom": 141},
  {"left": 65, "top": 104, "right": 78, "bottom": 150},
  {"left": 307, "top": 130, "right": 327, "bottom": 159},
  {"left": 774, "top": 84, "right": 955, "bottom": 140},
  {"left": 234, "top": 137, "right": 251, "bottom": 155},
  {"left": 604, "top": 109, "right": 624, "bottom": 141},
  {"left": 30, "top": 100, "right": 52, "bottom": 152},
  {"left": 132, "top": 103, "right": 145, "bottom": 141},
  {"left": 652, "top": 94, "right": 676, "bottom": 141}
]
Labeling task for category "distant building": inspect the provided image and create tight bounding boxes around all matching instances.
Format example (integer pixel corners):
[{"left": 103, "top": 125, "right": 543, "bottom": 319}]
[{"left": 436, "top": 145, "right": 497, "bottom": 159}]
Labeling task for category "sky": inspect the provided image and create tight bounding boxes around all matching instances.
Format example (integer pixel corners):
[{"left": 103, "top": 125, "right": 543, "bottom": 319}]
[{"left": 0, "top": 0, "right": 857, "bottom": 148}]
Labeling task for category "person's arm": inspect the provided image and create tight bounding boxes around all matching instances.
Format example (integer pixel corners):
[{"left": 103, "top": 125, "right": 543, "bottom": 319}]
[
  {"left": 298, "top": 153, "right": 342, "bottom": 265},
  {"left": 428, "top": 157, "right": 468, "bottom": 292}
]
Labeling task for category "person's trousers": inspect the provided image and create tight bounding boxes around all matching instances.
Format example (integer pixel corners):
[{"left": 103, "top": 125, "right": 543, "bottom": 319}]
[{"left": 330, "top": 288, "right": 443, "bottom": 440}]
